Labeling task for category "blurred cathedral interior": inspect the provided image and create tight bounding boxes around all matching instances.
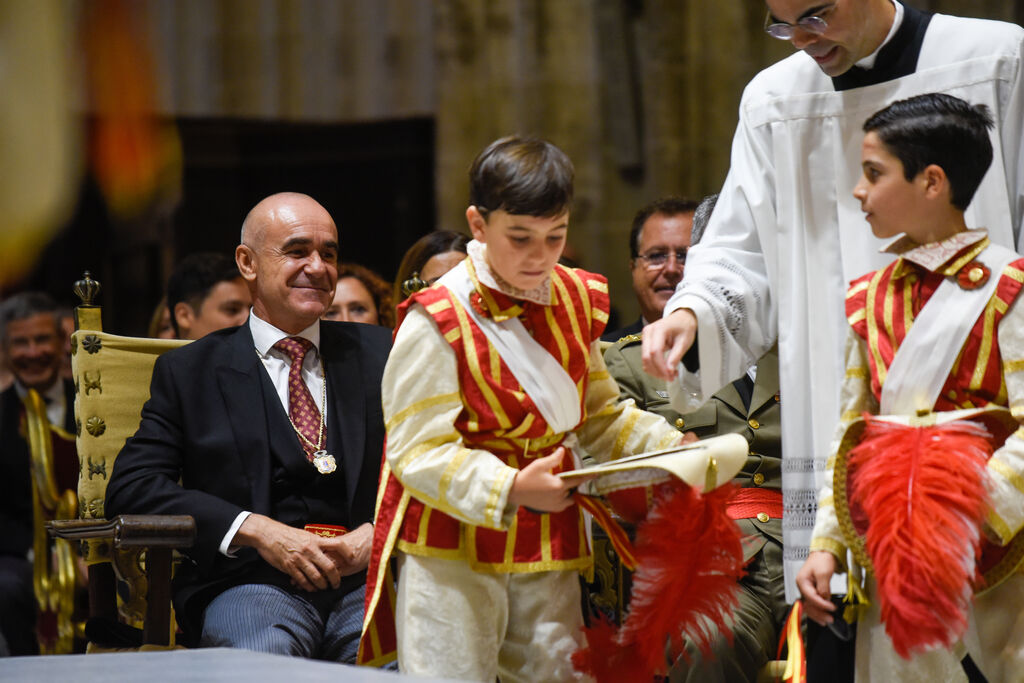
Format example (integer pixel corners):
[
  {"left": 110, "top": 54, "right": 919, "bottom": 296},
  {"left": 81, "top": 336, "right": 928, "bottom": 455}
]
[{"left": 3, "top": 0, "right": 1021, "bottom": 328}]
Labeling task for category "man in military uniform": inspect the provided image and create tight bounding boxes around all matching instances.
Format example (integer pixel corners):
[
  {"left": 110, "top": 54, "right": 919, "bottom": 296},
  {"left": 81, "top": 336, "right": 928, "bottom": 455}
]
[
  {"left": 604, "top": 195, "right": 786, "bottom": 682},
  {"left": 601, "top": 197, "right": 697, "bottom": 342}
]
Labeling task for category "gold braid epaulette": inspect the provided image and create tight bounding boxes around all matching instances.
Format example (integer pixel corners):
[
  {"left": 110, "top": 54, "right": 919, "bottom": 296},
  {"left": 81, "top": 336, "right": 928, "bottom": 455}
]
[{"left": 615, "top": 333, "right": 642, "bottom": 345}]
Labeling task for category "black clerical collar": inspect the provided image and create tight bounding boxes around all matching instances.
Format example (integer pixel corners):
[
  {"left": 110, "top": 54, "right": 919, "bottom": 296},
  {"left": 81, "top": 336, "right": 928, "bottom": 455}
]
[{"left": 831, "top": 3, "right": 933, "bottom": 92}]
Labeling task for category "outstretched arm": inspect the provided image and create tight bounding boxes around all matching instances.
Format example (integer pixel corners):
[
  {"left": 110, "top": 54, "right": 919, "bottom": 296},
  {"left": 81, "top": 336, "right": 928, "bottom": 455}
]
[{"left": 641, "top": 309, "right": 697, "bottom": 381}]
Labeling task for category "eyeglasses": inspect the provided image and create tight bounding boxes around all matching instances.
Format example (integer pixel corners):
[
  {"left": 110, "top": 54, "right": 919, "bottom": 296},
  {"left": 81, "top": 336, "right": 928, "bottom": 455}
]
[
  {"left": 636, "top": 249, "right": 687, "bottom": 269},
  {"left": 763, "top": 3, "right": 835, "bottom": 40}
]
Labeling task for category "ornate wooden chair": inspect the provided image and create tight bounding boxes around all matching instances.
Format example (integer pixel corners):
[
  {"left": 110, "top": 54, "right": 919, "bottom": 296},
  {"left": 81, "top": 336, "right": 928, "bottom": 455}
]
[
  {"left": 21, "top": 388, "right": 82, "bottom": 653},
  {"left": 47, "top": 272, "right": 196, "bottom": 649}
]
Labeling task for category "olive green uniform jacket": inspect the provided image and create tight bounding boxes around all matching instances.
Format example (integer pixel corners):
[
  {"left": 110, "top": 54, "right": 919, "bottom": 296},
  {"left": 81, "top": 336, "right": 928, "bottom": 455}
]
[{"left": 604, "top": 337, "right": 787, "bottom": 683}]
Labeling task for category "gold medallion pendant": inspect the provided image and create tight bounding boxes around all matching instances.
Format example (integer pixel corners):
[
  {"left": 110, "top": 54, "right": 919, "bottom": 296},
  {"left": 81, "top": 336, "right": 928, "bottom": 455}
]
[{"left": 313, "top": 451, "right": 337, "bottom": 474}]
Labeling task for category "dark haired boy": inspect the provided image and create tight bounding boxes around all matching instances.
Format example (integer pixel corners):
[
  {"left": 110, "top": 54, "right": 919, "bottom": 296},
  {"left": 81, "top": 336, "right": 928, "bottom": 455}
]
[
  {"left": 359, "top": 137, "right": 694, "bottom": 679},
  {"left": 797, "top": 93, "right": 1024, "bottom": 680},
  {"left": 166, "top": 252, "right": 251, "bottom": 339}
]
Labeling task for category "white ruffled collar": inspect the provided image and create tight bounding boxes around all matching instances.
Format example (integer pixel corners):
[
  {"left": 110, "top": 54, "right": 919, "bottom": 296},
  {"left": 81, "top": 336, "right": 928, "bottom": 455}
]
[
  {"left": 882, "top": 229, "right": 987, "bottom": 273},
  {"left": 466, "top": 239, "right": 553, "bottom": 306}
]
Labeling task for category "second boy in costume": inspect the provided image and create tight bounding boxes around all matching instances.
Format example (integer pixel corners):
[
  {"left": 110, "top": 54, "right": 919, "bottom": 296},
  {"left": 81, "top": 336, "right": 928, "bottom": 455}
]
[{"left": 797, "top": 94, "right": 1024, "bottom": 681}]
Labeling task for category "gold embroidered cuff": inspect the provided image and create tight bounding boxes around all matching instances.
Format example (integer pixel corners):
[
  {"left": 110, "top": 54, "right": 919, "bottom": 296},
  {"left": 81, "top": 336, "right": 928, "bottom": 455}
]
[
  {"left": 810, "top": 537, "right": 848, "bottom": 569},
  {"left": 987, "top": 510, "right": 1015, "bottom": 546}
]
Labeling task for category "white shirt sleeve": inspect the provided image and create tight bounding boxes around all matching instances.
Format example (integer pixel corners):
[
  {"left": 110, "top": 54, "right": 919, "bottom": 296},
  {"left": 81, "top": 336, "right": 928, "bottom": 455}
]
[{"left": 218, "top": 510, "right": 252, "bottom": 557}]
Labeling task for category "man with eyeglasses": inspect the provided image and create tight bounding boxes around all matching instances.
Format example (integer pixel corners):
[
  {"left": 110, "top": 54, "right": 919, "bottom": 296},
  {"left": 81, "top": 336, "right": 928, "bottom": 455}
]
[
  {"left": 605, "top": 195, "right": 789, "bottom": 683},
  {"left": 601, "top": 197, "right": 698, "bottom": 342},
  {"left": 641, "top": 0, "right": 1024, "bottom": 665}
]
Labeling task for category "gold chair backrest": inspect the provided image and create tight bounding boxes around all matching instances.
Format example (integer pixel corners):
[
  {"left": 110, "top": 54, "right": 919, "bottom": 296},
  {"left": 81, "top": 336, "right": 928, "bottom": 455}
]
[
  {"left": 71, "top": 330, "right": 188, "bottom": 533},
  {"left": 69, "top": 276, "right": 188, "bottom": 625}
]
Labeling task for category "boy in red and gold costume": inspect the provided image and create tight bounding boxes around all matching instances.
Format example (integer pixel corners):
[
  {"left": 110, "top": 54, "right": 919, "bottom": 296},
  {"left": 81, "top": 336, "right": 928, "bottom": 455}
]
[
  {"left": 797, "top": 94, "right": 1024, "bottom": 681},
  {"left": 358, "top": 137, "right": 690, "bottom": 680}
]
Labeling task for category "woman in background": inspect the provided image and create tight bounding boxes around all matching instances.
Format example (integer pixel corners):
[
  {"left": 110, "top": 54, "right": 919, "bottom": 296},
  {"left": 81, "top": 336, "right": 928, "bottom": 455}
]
[
  {"left": 324, "top": 262, "right": 394, "bottom": 327},
  {"left": 392, "top": 230, "right": 469, "bottom": 305}
]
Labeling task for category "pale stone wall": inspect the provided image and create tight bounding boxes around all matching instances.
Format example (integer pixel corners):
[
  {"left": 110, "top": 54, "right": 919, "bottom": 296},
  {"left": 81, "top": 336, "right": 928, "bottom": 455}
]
[{"left": 112, "top": 0, "right": 1024, "bottom": 320}]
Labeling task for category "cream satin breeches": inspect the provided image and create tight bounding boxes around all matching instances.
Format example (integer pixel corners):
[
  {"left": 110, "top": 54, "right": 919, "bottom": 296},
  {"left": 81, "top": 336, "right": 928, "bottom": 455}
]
[
  {"left": 395, "top": 552, "right": 589, "bottom": 682},
  {"left": 855, "top": 572, "right": 1024, "bottom": 682}
]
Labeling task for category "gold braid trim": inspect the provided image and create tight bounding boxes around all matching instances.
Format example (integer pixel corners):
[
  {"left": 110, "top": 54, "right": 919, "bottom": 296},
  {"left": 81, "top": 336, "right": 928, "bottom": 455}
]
[
  {"left": 979, "top": 527, "right": 1024, "bottom": 596},
  {"left": 942, "top": 237, "right": 990, "bottom": 276},
  {"left": 990, "top": 457, "right": 1024, "bottom": 496},
  {"left": 1004, "top": 265, "right": 1024, "bottom": 284},
  {"left": 386, "top": 392, "right": 461, "bottom": 432},
  {"left": 987, "top": 510, "right": 1015, "bottom": 546},
  {"left": 484, "top": 466, "right": 513, "bottom": 529},
  {"left": 846, "top": 280, "right": 869, "bottom": 299},
  {"left": 833, "top": 421, "right": 873, "bottom": 574},
  {"left": 392, "top": 435, "right": 459, "bottom": 479},
  {"left": 610, "top": 410, "right": 639, "bottom": 461}
]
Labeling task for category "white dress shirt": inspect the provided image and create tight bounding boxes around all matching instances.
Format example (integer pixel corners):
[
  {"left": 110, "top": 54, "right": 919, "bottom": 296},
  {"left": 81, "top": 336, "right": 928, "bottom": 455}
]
[{"left": 855, "top": 0, "right": 903, "bottom": 70}]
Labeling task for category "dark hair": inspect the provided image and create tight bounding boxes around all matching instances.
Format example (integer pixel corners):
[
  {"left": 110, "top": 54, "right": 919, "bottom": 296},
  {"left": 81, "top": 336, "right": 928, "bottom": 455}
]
[
  {"left": 469, "top": 136, "right": 574, "bottom": 219},
  {"left": 393, "top": 230, "right": 470, "bottom": 304},
  {"left": 166, "top": 252, "right": 243, "bottom": 337},
  {"left": 629, "top": 197, "right": 700, "bottom": 258},
  {"left": 690, "top": 194, "right": 719, "bottom": 246},
  {"left": 863, "top": 93, "right": 994, "bottom": 210},
  {"left": 336, "top": 262, "right": 395, "bottom": 328},
  {"left": 0, "top": 291, "right": 60, "bottom": 346}
]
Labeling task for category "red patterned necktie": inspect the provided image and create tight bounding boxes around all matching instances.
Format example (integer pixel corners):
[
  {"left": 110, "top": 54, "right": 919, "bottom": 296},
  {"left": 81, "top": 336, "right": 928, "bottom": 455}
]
[{"left": 272, "top": 336, "right": 321, "bottom": 459}]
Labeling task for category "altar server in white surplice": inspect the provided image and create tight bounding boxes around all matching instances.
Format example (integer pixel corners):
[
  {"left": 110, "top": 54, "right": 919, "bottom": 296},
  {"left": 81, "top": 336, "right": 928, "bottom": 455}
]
[{"left": 642, "top": 0, "right": 1024, "bottom": 601}]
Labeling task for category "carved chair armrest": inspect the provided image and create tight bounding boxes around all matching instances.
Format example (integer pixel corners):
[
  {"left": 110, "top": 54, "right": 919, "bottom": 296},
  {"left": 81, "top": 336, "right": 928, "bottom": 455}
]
[
  {"left": 47, "top": 515, "right": 196, "bottom": 549},
  {"left": 47, "top": 515, "right": 195, "bottom": 646}
]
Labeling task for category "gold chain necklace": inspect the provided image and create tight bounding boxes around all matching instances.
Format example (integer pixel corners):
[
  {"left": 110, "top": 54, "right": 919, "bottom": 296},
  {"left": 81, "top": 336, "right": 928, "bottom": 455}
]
[
  {"left": 259, "top": 346, "right": 337, "bottom": 474},
  {"left": 285, "top": 361, "right": 326, "bottom": 452}
]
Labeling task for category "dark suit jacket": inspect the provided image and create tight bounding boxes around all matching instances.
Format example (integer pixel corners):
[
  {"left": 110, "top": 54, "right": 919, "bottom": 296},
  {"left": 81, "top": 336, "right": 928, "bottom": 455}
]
[
  {"left": 0, "top": 380, "right": 76, "bottom": 557},
  {"left": 105, "top": 321, "right": 390, "bottom": 633}
]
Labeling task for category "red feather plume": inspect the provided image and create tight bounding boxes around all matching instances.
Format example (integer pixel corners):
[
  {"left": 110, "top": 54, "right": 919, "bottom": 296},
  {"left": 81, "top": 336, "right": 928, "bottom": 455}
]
[
  {"left": 847, "top": 417, "right": 992, "bottom": 658},
  {"left": 574, "top": 481, "right": 744, "bottom": 681}
]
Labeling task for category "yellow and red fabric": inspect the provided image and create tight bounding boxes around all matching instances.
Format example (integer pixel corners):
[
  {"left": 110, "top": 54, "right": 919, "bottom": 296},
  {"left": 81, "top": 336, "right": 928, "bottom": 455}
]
[
  {"left": 391, "top": 261, "right": 605, "bottom": 570},
  {"left": 846, "top": 243, "right": 1024, "bottom": 411},
  {"left": 303, "top": 524, "right": 347, "bottom": 538},
  {"left": 777, "top": 601, "right": 807, "bottom": 683},
  {"left": 358, "top": 261, "right": 681, "bottom": 665}
]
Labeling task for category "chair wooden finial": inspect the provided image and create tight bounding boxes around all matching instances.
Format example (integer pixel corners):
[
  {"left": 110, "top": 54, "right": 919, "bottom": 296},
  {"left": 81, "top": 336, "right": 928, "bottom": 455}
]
[{"left": 74, "top": 271, "right": 102, "bottom": 307}]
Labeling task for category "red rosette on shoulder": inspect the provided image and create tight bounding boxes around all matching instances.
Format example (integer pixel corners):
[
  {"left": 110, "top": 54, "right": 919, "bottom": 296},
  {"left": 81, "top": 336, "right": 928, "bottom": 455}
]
[{"left": 956, "top": 260, "right": 990, "bottom": 290}]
